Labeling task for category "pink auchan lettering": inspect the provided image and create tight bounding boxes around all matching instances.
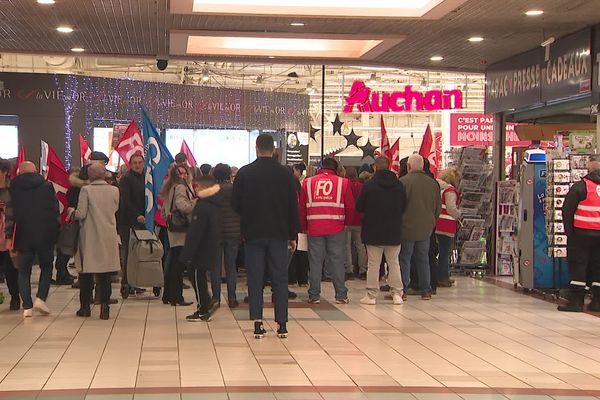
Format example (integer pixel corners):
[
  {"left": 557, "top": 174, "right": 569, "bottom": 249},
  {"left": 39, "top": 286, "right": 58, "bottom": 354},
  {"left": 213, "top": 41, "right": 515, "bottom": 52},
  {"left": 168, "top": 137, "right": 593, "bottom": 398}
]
[{"left": 343, "top": 81, "right": 463, "bottom": 113}]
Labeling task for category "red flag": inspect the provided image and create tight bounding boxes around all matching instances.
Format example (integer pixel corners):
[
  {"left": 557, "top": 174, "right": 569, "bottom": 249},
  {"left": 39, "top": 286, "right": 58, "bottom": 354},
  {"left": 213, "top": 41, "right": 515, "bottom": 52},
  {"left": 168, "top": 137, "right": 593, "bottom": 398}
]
[
  {"left": 380, "top": 116, "right": 390, "bottom": 163},
  {"left": 389, "top": 139, "right": 400, "bottom": 174},
  {"left": 79, "top": 134, "right": 92, "bottom": 165},
  {"left": 114, "top": 120, "right": 143, "bottom": 167},
  {"left": 10, "top": 145, "right": 25, "bottom": 180},
  {"left": 43, "top": 142, "right": 71, "bottom": 223},
  {"left": 418, "top": 124, "right": 438, "bottom": 178},
  {"left": 180, "top": 139, "right": 197, "bottom": 167}
]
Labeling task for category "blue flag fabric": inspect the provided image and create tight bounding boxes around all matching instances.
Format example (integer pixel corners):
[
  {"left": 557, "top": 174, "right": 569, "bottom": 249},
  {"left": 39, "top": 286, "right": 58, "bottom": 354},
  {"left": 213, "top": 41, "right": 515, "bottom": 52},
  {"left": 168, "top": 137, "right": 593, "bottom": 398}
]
[{"left": 142, "top": 108, "right": 173, "bottom": 230}]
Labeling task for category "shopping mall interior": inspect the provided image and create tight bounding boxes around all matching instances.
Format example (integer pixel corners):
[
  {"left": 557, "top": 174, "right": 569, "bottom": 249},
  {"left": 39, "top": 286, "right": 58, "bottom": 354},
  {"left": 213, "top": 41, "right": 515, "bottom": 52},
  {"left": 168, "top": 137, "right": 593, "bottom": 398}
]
[{"left": 1, "top": 1, "right": 600, "bottom": 399}]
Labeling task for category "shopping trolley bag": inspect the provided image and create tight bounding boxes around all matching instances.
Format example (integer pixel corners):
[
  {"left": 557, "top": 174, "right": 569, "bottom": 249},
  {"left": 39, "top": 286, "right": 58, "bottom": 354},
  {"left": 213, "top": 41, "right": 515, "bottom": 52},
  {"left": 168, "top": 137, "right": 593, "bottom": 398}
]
[{"left": 127, "top": 229, "right": 164, "bottom": 288}]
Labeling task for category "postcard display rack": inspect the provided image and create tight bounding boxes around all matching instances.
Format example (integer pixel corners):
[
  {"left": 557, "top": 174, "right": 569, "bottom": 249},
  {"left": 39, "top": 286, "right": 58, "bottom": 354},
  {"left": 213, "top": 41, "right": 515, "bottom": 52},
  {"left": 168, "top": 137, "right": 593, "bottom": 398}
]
[
  {"left": 495, "top": 180, "right": 519, "bottom": 276},
  {"left": 452, "top": 146, "right": 494, "bottom": 275}
]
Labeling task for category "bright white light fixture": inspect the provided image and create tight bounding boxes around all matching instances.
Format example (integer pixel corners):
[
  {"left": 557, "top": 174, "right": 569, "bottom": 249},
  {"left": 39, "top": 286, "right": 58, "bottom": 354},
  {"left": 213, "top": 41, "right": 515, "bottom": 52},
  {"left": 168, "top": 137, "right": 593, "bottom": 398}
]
[
  {"left": 37, "top": 0, "right": 55, "bottom": 4},
  {"left": 201, "top": 70, "right": 210, "bottom": 81},
  {"left": 430, "top": 56, "right": 443, "bottom": 61},
  {"left": 525, "top": 9, "right": 544, "bottom": 16},
  {"left": 57, "top": 26, "right": 74, "bottom": 33},
  {"left": 290, "top": 22, "right": 305, "bottom": 26},
  {"left": 71, "top": 47, "right": 85, "bottom": 53},
  {"left": 187, "top": 0, "right": 466, "bottom": 18},
  {"left": 468, "top": 36, "right": 484, "bottom": 42}
]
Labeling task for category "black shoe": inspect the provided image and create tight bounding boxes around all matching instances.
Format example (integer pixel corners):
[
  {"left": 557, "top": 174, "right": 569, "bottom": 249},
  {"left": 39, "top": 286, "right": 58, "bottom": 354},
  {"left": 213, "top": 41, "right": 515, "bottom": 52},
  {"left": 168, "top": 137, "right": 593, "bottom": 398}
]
[
  {"left": 243, "top": 296, "right": 249, "bottom": 304},
  {"left": 277, "top": 322, "right": 288, "bottom": 339},
  {"left": 186, "top": 311, "right": 211, "bottom": 322},
  {"left": 171, "top": 301, "right": 193, "bottom": 306},
  {"left": 288, "top": 290, "right": 297, "bottom": 299},
  {"left": 55, "top": 277, "right": 74, "bottom": 286},
  {"left": 588, "top": 285, "right": 600, "bottom": 312},
  {"left": 9, "top": 297, "right": 20, "bottom": 311},
  {"left": 76, "top": 306, "right": 91, "bottom": 317},
  {"left": 132, "top": 287, "right": 146, "bottom": 295},
  {"left": 558, "top": 286, "right": 585, "bottom": 312},
  {"left": 228, "top": 299, "right": 239, "bottom": 308},
  {"left": 254, "top": 320, "right": 266, "bottom": 339},
  {"left": 99, "top": 304, "right": 110, "bottom": 320}
]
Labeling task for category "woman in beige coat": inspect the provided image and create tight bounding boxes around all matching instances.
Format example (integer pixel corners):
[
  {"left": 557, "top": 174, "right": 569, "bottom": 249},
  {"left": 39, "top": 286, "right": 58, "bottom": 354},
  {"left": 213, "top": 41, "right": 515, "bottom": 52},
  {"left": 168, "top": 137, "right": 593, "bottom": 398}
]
[
  {"left": 72, "top": 163, "right": 120, "bottom": 320},
  {"left": 161, "top": 165, "right": 196, "bottom": 306}
]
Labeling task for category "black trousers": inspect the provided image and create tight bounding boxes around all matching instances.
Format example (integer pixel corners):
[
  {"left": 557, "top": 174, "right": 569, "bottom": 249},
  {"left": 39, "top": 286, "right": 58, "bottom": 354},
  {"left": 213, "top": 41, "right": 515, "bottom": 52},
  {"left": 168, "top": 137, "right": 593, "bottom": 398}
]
[
  {"left": 0, "top": 251, "right": 18, "bottom": 298},
  {"left": 188, "top": 266, "right": 210, "bottom": 314},
  {"left": 79, "top": 272, "right": 112, "bottom": 306},
  {"left": 288, "top": 251, "right": 309, "bottom": 285},
  {"left": 567, "top": 234, "right": 600, "bottom": 285},
  {"left": 54, "top": 249, "right": 72, "bottom": 281},
  {"left": 163, "top": 246, "right": 185, "bottom": 304},
  {"left": 118, "top": 226, "right": 131, "bottom": 286}
]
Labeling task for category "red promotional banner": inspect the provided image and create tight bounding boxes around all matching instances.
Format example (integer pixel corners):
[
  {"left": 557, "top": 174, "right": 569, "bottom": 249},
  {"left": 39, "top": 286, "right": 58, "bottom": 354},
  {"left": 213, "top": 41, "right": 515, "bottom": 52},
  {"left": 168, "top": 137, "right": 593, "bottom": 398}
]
[{"left": 449, "top": 113, "right": 530, "bottom": 147}]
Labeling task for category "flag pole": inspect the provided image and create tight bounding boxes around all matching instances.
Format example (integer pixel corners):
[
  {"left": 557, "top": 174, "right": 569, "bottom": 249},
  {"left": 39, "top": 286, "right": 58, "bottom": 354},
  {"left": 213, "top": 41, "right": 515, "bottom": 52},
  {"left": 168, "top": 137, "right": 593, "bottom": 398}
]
[{"left": 320, "top": 65, "right": 325, "bottom": 163}]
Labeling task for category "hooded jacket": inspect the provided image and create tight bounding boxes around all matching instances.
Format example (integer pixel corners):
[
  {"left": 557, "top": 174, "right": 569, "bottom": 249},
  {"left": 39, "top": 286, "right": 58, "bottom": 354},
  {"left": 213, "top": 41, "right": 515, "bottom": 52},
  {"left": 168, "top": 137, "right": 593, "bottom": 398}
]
[
  {"left": 356, "top": 169, "right": 407, "bottom": 245},
  {"left": 9, "top": 172, "right": 60, "bottom": 250},
  {"left": 180, "top": 184, "right": 223, "bottom": 270},
  {"left": 563, "top": 170, "right": 600, "bottom": 238}
]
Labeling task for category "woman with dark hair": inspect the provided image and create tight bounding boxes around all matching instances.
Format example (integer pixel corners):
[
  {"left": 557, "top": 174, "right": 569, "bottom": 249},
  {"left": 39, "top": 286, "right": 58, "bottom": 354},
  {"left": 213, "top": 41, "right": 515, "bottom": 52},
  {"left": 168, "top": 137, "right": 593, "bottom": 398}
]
[
  {"left": 160, "top": 164, "right": 196, "bottom": 306},
  {"left": 0, "top": 159, "right": 19, "bottom": 310}
]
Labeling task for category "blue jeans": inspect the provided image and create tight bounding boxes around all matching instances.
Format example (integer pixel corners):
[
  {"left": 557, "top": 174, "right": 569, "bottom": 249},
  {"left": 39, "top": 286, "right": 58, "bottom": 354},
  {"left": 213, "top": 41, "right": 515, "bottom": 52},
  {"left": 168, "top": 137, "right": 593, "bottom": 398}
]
[
  {"left": 211, "top": 240, "right": 240, "bottom": 302},
  {"left": 436, "top": 234, "right": 453, "bottom": 281},
  {"left": 245, "top": 239, "right": 289, "bottom": 323},
  {"left": 18, "top": 245, "right": 55, "bottom": 309},
  {"left": 308, "top": 231, "right": 348, "bottom": 301},
  {"left": 400, "top": 239, "right": 431, "bottom": 294}
]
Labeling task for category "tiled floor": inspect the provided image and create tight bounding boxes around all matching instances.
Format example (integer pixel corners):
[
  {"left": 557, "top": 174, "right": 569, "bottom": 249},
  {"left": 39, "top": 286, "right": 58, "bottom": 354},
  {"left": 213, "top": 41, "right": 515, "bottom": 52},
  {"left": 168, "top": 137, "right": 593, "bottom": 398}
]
[{"left": 2, "top": 275, "right": 600, "bottom": 399}]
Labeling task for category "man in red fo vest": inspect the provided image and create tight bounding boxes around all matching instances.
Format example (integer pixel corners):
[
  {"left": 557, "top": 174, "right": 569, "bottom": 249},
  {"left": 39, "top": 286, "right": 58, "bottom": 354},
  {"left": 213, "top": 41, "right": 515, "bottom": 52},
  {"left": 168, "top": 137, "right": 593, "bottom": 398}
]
[
  {"left": 561, "top": 154, "right": 600, "bottom": 312},
  {"left": 299, "top": 157, "right": 355, "bottom": 304}
]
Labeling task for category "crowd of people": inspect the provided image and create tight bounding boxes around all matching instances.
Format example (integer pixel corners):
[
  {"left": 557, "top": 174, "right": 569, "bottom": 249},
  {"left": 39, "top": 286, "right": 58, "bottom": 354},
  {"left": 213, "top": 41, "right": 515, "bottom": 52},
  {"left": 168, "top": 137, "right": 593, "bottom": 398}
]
[{"left": 0, "top": 133, "right": 463, "bottom": 339}]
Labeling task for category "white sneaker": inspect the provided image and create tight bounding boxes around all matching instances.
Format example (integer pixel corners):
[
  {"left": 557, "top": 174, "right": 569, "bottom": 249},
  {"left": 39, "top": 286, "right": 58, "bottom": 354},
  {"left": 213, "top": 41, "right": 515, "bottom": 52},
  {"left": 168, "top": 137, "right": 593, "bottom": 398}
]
[
  {"left": 33, "top": 298, "right": 50, "bottom": 315},
  {"left": 23, "top": 308, "right": 33, "bottom": 318},
  {"left": 392, "top": 293, "right": 404, "bottom": 305},
  {"left": 360, "top": 295, "right": 376, "bottom": 305}
]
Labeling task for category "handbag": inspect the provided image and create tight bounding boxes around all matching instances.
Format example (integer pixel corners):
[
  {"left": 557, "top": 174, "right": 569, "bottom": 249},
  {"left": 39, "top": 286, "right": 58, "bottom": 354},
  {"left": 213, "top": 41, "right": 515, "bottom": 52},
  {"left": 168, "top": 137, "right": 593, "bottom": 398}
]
[
  {"left": 57, "top": 220, "right": 80, "bottom": 256},
  {"left": 166, "top": 185, "right": 190, "bottom": 233}
]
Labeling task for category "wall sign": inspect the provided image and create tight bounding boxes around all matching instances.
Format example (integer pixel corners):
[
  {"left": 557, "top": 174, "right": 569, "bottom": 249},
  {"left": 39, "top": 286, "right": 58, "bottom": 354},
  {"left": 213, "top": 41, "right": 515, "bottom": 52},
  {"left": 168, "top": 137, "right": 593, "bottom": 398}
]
[
  {"left": 343, "top": 81, "right": 462, "bottom": 113},
  {"left": 450, "top": 113, "right": 529, "bottom": 147}
]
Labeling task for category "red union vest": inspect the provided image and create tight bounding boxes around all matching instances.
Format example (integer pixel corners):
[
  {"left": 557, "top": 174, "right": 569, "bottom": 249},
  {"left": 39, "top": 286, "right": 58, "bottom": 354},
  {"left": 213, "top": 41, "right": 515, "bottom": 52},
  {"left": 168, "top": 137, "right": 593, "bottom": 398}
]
[
  {"left": 305, "top": 170, "right": 346, "bottom": 236},
  {"left": 435, "top": 186, "right": 459, "bottom": 235},
  {"left": 574, "top": 178, "right": 600, "bottom": 230}
]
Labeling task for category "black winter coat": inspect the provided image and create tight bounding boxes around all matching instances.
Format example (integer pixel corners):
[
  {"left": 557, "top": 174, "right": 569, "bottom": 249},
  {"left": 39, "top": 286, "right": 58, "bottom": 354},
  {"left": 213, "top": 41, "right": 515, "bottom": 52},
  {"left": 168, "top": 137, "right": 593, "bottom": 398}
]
[
  {"left": 118, "top": 171, "right": 145, "bottom": 227},
  {"left": 9, "top": 173, "right": 60, "bottom": 250},
  {"left": 180, "top": 185, "right": 223, "bottom": 270},
  {"left": 218, "top": 182, "right": 241, "bottom": 241},
  {"left": 232, "top": 157, "right": 300, "bottom": 241},
  {"left": 563, "top": 170, "right": 600, "bottom": 238},
  {"left": 356, "top": 169, "right": 407, "bottom": 245}
]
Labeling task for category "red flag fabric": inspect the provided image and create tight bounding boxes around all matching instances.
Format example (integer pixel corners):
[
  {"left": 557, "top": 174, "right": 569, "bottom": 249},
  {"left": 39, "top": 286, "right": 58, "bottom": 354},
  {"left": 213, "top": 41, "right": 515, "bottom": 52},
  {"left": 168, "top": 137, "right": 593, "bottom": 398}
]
[
  {"left": 79, "top": 134, "right": 92, "bottom": 165},
  {"left": 44, "top": 142, "right": 71, "bottom": 223},
  {"left": 114, "top": 120, "right": 144, "bottom": 167},
  {"left": 389, "top": 139, "right": 400, "bottom": 174},
  {"left": 418, "top": 124, "right": 438, "bottom": 178},
  {"left": 380, "top": 115, "right": 390, "bottom": 164},
  {"left": 10, "top": 145, "right": 25, "bottom": 180},
  {"left": 180, "top": 139, "right": 197, "bottom": 167}
]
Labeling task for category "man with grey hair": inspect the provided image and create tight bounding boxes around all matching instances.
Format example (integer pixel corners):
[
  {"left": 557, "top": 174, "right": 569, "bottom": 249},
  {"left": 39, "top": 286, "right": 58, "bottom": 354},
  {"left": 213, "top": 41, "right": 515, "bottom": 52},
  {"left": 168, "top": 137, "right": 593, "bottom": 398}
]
[
  {"left": 561, "top": 154, "right": 600, "bottom": 312},
  {"left": 398, "top": 154, "right": 441, "bottom": 300}
]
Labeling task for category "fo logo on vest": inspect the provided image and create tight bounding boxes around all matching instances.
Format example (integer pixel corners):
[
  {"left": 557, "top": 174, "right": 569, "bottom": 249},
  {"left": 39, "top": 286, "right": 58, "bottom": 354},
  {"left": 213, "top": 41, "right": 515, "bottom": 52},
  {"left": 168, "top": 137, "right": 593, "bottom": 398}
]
[
  {"left": 315, "top": 180, "right": 334, "bottom": 197},
  {"left": 595, "top": 185, "right": 600, "bottom": 197}
]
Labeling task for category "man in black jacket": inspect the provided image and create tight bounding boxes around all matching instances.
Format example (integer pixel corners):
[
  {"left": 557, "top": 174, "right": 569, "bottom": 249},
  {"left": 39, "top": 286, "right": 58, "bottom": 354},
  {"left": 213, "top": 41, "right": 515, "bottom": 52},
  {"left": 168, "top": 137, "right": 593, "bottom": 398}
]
[
  {"left": 356, "top": 157, "right": 407, "bottom": 305},
  {"left": 232, "top": 134, "right": 300, "bottom": 339},
  {"left": 8, "top": 161, "right": 60, "bottom": 317},
  {"left": 118, "top": 154, "right": 146, "bottom": 295},
  {"left": 560, "top": 155, "right": 600, "bottom": 312},
  {"left": 180, "top": 175, "right": 222, "bottom": 322}
]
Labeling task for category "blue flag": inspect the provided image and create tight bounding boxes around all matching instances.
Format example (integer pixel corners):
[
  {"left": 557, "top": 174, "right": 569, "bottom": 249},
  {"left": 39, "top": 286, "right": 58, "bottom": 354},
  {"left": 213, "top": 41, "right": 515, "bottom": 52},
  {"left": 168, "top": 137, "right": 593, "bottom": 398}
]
[{"left": 141, "top": 108, "right": 173, "bottom": 230}]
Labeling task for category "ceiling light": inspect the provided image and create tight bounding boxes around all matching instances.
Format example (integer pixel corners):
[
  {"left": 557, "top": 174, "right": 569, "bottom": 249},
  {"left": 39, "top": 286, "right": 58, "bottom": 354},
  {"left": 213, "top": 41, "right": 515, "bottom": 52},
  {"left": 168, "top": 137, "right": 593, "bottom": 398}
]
[
  {"left": 201, "top": 70, "right": 210, "bottom": 82},
  {"left": 468, "top": 37, "right": 484, "bottom": 42},
  {"left": 71, "top": 47, "right": 85, "bottom": 53},
  {"left": 37, "top": 0, "right": 55, "bottom": 4},
  {"left": 430, "top": 56, "right": 443, "bottom": 61},
  {"left": 57, "top": 26, "right": 74, "bottom": 33},
  {"left": 268, "top": 56, "right": 275, "bottom": 59},
  {"left": 290, "top": 22, "right": 305, "bottom": 26},
  {"left": 525, "top": 9, "right": 544, "bottom": 16}
]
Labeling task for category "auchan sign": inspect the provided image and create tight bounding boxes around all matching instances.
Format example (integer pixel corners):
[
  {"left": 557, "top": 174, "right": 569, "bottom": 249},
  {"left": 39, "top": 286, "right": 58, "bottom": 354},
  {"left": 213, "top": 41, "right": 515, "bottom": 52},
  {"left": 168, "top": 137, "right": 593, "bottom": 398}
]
[{"left": 343, "top": 80, "right": 463, "bottom": 113}]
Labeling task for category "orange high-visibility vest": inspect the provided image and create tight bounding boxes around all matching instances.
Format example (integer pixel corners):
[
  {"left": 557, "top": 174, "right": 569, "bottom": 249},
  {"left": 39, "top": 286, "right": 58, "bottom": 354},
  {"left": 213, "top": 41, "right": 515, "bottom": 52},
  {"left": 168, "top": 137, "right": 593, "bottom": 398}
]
[
  {"left": 435, "top": 186, "right": 459, "bottom": 235},
  {"left": 574, "top": 178, "right": 600, "bottom": 230}
]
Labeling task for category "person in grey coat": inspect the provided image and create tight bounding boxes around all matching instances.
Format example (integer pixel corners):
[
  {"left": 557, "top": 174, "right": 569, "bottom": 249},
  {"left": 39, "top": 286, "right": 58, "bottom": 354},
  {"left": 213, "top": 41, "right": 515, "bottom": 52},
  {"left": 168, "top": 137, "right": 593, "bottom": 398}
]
[
  {"left": 71, "top": 163, "right": 120, "bottom": 320},
  {"left": 160, "top": 164, "right": 196, "bottom": 306}
]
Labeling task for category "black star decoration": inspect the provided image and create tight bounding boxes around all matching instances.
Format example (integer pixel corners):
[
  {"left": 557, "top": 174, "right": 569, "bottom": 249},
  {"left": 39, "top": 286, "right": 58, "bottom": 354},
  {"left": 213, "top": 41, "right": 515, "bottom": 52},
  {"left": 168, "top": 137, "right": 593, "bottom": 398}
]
[
  {"left": 359, "top": 139, "right": 379, "bottom": 160},
  {"left": 343, "top": 129, "right": 361, "bottom": 149},
  {"left": 310, "top": 126, "right": 320, "bottom": 141},
  {"left": 331, "top": 113, "right": 343, "bottom": 136}
]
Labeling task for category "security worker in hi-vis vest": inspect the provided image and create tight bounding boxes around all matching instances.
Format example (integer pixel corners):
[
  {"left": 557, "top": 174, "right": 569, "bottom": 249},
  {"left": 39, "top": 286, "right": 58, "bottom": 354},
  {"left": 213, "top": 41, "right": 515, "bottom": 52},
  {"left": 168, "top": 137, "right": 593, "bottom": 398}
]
[{"left": 561, "top": 154, "right": 600, "bottom": 312}]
